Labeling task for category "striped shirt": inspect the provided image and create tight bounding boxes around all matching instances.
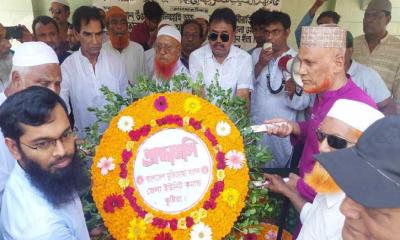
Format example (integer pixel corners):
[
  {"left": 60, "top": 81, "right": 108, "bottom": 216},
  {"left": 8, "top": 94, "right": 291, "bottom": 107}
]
[{"left": 353, "top": 34, "right": 400, "bottom": 104}]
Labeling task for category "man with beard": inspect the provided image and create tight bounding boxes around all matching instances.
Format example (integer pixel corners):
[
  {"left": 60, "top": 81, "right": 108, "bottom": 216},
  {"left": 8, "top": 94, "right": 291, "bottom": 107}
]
[
  {"left": 0, "top": 24, "right": 12, "bottom": 92},
  {"left": 0, "top": 86, "right": 90, "bottom": 239},
  {"left": 32, "top": 16, "right": 71, "bottom": 63},
  {"left": 265, "top": 99, "right": 384, "bottom": 239},
  {"left": 189, "top": 8, "right": 253, "bottom": 105},
  {"left": 61, "top": 6, "right": 128, "bottom": 138},
  {"left": 316, "top": 116, "right": 400, "bottom": 240},
  {"left": 265, "top": 26, "right": 376, "bottom": 203},
  {"left": 180, "top": 20, "right": 203, "bottom": 70},
  {"left": 153, "top": 25, "right": 189, "bottom": 83},
  {"left": 353, "top": 0, "right": 400, "bottom": 112},
  {"left": 103, "top": 6, "right": 146, "bottom": 85},
  {"left": 49, "top": 0, "right": 70, "bottom": 46}
]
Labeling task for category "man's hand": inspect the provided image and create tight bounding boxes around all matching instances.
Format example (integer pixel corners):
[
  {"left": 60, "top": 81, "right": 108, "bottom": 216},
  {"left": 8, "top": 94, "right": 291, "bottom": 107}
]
[
  {"left": 18, "top": 25, "right": 34, "bottom": 43},
  {"left": 315, "top": 0, "right": 327, "bottom": 8},
  {"left": 263, "top": 173, "right": 291, "bottom": 196},
  {"left": 285, "top": 79, "right": 296, "bottom": 99},
  {"left": 264, "top": 118, "right": 294, "bottom": 137},
  {"left": 287, "top": 173, "right": 301, "bottom": 192},
  {"left": 255, "top": 48, "right": 274, "bottom": 78}
]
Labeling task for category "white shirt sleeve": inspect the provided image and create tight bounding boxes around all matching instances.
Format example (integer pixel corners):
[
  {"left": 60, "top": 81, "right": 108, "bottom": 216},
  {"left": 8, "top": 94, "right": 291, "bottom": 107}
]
[
  {"left": 364, "top": 69, "right": 391, "bottom": 103},
  {"left": 60, "top": 62, "right": 72, "bottom": 114},
  {"left": 237, "top": 53, "right": 254, "bottom": 91},
  {"left": 300, "top": 202, "right": 313, "bottom": 224},
  {"left": 189, "top": 50, "right": 204, "bottom": 83}
]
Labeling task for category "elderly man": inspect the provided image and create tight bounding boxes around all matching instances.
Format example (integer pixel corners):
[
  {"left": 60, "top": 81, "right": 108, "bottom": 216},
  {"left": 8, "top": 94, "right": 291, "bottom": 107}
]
[
  {"left": 49, "top": 0, "right": 70, "bottom": 45},
  {"left": 61, "top": 6, "right": 128, "bottom": 138},
  {"left": 0, "top": 41, "right": 61, "bottom": 216},
  {"left": 189, "top": 7, "right": 253, "bottom": 104},
  {"left": 103, "top": 6, "right": 145, "bottom": 85},
  {"left": 353, "top": 0, "right": 400, "bottom": 111},
  {"left": 251, "top": 11, "right": 311, "bottom": 168},
  {"left": 0, "top": 24, "right": 12, "bottom": 92},
  {"left": 153, "top": 25, "right": 189, "bottom": 82},
  {"left": 32, "top": 15, "right": 70, "bottom": 63},
  {"left": 315, "top": 116, "right": 400, "bottom": 240},
  {"left": 265, "top": 99, "right": 384, "bottom": 240},
  {"left": 345, "top": 31, "right": 396, "bottom": 115},
  {"left": 0, "top": 86, "right": 90, "bottom": 239},
  {"left": 266, "top": 26, "right": 376, "bottom": 203},
  {"left": 130, "top": 1, "right": 164, "bottom": 51},
  {"left": 180, "top": 20, "right": 203, "bottom": 69}
]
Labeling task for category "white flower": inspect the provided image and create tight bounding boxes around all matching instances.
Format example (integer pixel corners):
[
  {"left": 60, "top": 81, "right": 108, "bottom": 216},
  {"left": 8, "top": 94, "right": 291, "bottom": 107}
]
[
  {"left": 190, "top": 222, "right": 212, "bottom": 240},
  {"left": 225, "top": 150, "right": 245, "bottom": 170},
  {"left": 216, "top": 121, "right": 231, "bottom": 137},
  {"left": 97, "top": 157, "right": 115, "bottom": 175},
  {"left": 117, "top": 116, "right": 135, "bottom": 132}
]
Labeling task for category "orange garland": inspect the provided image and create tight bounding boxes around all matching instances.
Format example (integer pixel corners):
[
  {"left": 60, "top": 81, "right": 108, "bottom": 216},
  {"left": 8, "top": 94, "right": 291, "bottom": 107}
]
[{"left": 92, "top": 93, "right": 249, "bottom": 239}]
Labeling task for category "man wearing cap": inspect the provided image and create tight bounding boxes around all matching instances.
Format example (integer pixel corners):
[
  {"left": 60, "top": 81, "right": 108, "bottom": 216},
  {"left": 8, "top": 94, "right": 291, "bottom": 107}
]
[
  {"left": 189, "top": 7, "right": 253, "bottom": 105},
  {"left": 103, "top": 6, "right": 146, "bottom": 85},
  {"left": 315, "top": 115, "right": 400, "bottom": 240},
  {"left": 0, "top": 24, "right": 12, "bottom": 92},
  {"left": 0, "top": 42, "right": 61, "bottom": 219},
  {"left": 153, "top": 25, "right": 189, "bottom": 83},
  {"left": 266, "top": 26, "right": 376, "bottom": 203},
  {"left": 265, "top": 99, "right": 383, "bottom": 239},
  {"left": 251, "top": 11, "right": 311, "bottom": 168},
  {"left": 130, "top": 1, "right": 164, "bottom": 51},
  {"left": 60, "top": 6, "right": 128, "bottom": 138},
  {"left": 49, "top": 0, "right": 70, "bottom": 46},
  {"left": 345, "top": 31, "right": 396, "bottom": 115},
  {"left": 353, "top": 0, "right": 400, "bottom": 112}
]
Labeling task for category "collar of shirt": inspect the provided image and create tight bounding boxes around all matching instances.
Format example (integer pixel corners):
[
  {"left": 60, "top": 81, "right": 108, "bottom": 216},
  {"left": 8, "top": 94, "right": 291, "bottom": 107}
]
[
  {"left": 205, "top": 44, "right": 239, "bottom": 64},
  {"left": 77, "top": 47, "right": 104, "bottom": 66},
  {"left": 323, "top": 191, "right": 346, "bottom": 208}
]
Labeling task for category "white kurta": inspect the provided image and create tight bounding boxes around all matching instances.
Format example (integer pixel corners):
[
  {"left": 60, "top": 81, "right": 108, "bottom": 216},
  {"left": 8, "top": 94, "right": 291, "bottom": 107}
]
[
  {"left": 103, "top": 40, "right": 146, "bottom": 85},
  {"left": 144, "top": 48, "right": 155, "bottom": 79},
  {"left": 0, "top": 163, "right": 90, "bottom": 240},
  {"left": 189, "top": 44, "right": 254, "bottom": 97},
  {"left": 60, "top": 48, "right": 129, "bottom": 138},
  {"left": 297, "top": 192, "right": 346, "bottom": 240},
  {"left": 0, "top": 53, "right": 12, "bottom": 93},
  {"left": 251, "top": 47, "right": 311, "bottom": 167}
]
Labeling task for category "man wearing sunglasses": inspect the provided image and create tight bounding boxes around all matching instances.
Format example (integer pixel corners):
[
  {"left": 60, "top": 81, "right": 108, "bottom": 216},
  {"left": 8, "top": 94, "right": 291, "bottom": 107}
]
[
  {"left": 265, "top": 99, "right": 383, "bottom": 239},
  {"left": 0, "top": 86, "right": 90, "bottom": 239},
  {"left": 189, "top": 8, "right": 253, "bottom": 105}
]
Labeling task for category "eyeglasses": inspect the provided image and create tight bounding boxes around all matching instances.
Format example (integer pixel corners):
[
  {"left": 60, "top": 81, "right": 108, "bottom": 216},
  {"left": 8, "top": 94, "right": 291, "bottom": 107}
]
[
  {"left": 265, "top": 29, "right": 284, "bottom": 37},
  {"left": 49, "top": 8, "right": 63, "bottom": 15},
  {"left": 20, "top": 128, "right": 77, "bottom": 153},
  {"left": 208, "top": 32, "right": 230, "bottom": 42},
  {"left": 155, "top": 43, "right": 177, "bottom": 53},
  {"left": 316, "top": 129, "right": 355, "bottom": 149}
]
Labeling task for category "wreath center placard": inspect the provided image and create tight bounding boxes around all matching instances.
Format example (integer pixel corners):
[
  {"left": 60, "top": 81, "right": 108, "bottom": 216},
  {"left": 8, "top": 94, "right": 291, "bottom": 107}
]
[
  {"left": 134, "top": 128, "right": 213, "bottom": 214},
  {"left": 92, "top": 92, "right": 249, "bottom": 240}
]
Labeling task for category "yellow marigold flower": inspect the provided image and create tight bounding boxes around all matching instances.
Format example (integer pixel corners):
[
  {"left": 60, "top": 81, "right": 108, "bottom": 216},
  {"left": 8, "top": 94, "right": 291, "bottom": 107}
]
[
  {"left": 118, "top": 178, "right": 129, "bottom": 189},
  {"left": 150, "top": 119, "right": 157, "bottom": 127},
  {"left": 178, "top": 217, "right": 187, "bottom": 229},
  {"left": 143, "top": 213, "right": 154, "bottom": 224},
  {"left": 198, "top": 208, "right": 207, "bottom": 219},
  {"left": 125, "top": 141, "right": 135, "bottom": 151},
  {"left": 184, "top": 97, "right": 201, "bottom": 114},
  {"left": 127, "top": 218, "right": 147, "bottom": 240},
  {"left": 190, "top": 211, "right": 201, "bottom": 224},
  {"left": 217, "top": 170, "right": 225, "bottom": 181},
  {"left": 222, "top": 188, "right": 240, "bottom": 208},
  {"left": 183, "top": 116, "right": 190, "bottom": 126}
]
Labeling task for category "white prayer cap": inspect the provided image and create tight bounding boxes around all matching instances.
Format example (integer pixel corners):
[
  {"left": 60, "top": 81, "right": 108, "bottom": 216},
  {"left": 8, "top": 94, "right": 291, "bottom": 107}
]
[
  {"left": 13, "top": 42, "right": 59, "bottom": 67},
  {"left": 50, "top": 0, "right": 70, "bottom": 7},
  {"left": 327, "top": 99, "right": 384, "bottom": 132},
  {"left": 193, "top": 12, "right": 209, "bottom": 21},
  {"left": 301, "top": 25, "right": 346, "bottom": 49},
  {"left": 157, "top": 26, "right": 181, "bottom": 43},
  {"left": 158, "top": 20, "right": 175, "bottom": 29}
]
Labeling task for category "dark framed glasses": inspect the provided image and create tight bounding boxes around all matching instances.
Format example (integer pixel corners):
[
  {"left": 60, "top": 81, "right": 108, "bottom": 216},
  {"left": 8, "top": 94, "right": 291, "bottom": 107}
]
[
  {"left": 316, "top": 129, "right": 354, "bottom": 149},
  {"left": 208, "top": 32, "right": 230, "bottom": 42}
]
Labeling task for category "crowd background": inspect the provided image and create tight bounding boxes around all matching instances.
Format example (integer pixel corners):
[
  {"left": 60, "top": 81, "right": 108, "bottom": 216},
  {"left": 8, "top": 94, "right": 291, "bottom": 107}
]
[{"left": 1, "top": 0, "right": 400, "bottom": 52}]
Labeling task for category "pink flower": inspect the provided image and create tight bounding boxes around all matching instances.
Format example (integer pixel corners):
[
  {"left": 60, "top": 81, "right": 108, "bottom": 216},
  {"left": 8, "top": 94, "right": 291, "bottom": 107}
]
[
  {"left": 121, "top": 150, "right": 132, "bottom": 163},
  {"left": 225, "top": 150, "right": 245, "bottom": 170},
  {"left": 103, "top": 194, "right": 124, "bottom": 213},
  {"left": 97, "top": 157, "right": 115, "bottom": 175},
  {"left": 189, "top": 118, "right": 202, "bottom": 130},
  {"left": 119, "top": 163, "right": 128, "bottom": 178},
  {"left": 154, "top": 96, "right": 168, "bottom": 112},
  {"left": 216, "top": 151, "right": 225, "bottom": 161},
  {"left": 203, "top": 200, "right": 216, "bottom": 210},
  {"left": 169, "top": 218, "right": 178, "bottom": 231},
  {"left": 124, "top": 187, "right": 134, "bottom": 196},
  {"left": 141, "top": 124, "right": 151, "bottom": 136},
  {"left": 217, "top": 161, "right": 226, "bottom": 169},
  {"left": 214, "top": 181, "right": 224, "bottom": 191},
  {"left": 185, "top": 216, "right": 194, "bottom": 228},
  {"left": 154, "top": 232, "right": 173, "bottom": 240},
  {"left": 129, "top": 129, "right": 141, "bottom": 141},
  {"left": 204, "top": 129, "right": 218, "bottom": 146},
  {"left": 244, "top": 233, "right": 257, "bottom": 240}
]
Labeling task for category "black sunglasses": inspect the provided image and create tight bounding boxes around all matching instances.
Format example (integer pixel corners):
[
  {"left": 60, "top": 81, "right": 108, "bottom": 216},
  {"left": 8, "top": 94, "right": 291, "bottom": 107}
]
[
  {"left": 316, "top": 129, "right": 354, "bottom": 149},
  {"left": 208, "top": 32, "right": 230, "bottom": 42}
]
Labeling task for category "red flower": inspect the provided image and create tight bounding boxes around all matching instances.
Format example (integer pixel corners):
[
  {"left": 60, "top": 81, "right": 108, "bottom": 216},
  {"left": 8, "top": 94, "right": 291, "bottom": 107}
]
[
  {"left": 217, "top": 160, "right": 226, "bottom": 169},
  {"left": 185, "top": 216, "right": 194, "bottom": 228},
  {"left": 154, "top": 232, "right": 173, "bottom": 240},
  {"left": 244, "top": 233, "right": 257, "bottom": 240},
  {"left": 169, "top": 218, "right": 178, "bottom": 231},
  {"left": 153, "top": 218, "right": 167, "bottom": 229},
  {"left": 124, "top": 187, "right": 134, "bottom": 196},
  {"left": 189, "top": 118, "right": 202, "bottom": 130},
  {"left": 154, "top": 96, "right": 168, "bottom": 112},
  {"left": 204, "top": 129, "right": 218, "bottom": 146},
  {"left": 103, "top": 194, "right": 124, "bottom": 213},
  {"left": 203, "top": 200, "right": 216, "bottom": 210},
  {"left": 129, "top": 129, "right": 141, "bottom": 141},
  {"left": 216, "top": 151, "right": 225, "bottom": 161},
  {"left": 119, "top": 163, "right": 127, "bottom": 178},
  {"left": 121, "top": 150, "right": 132, "bottom": 163},
  {"left": 141, "top": 124, "right": 151, "bottom": 136},
  {"left": 214, "top": 181, "right": 224, "bottom": 191}
]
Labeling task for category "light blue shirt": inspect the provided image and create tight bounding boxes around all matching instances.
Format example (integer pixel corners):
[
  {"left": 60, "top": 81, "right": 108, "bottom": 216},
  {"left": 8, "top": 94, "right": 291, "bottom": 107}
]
[{"left": 0, "top": 163, "right": 90, "bottom": 240}]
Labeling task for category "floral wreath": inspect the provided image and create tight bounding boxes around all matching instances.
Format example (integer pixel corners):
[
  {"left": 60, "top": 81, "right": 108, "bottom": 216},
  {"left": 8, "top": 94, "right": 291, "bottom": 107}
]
[{"left": 92, "top": 92, "right": 249, "bottom": 240}]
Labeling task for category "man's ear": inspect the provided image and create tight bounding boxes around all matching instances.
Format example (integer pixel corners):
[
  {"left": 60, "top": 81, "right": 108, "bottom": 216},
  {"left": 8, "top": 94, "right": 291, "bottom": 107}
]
[
  {"left": 11, "top": 71, "right": 22, "bottom": 89},
  {"left": 4, "top": 138, "right": 22, "bottom": 161},
  {"left": 333, "top": 50, "right": 345, "bottom": 73},
  {"left": 385, "top": 15, "right": 392, "bottom": 25}
]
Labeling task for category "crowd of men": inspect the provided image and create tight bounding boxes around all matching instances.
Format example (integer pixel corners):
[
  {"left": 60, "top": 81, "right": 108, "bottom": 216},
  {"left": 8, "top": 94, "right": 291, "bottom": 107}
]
[{"left": 0, "top": 0, "right": 399, "bottom": 239}]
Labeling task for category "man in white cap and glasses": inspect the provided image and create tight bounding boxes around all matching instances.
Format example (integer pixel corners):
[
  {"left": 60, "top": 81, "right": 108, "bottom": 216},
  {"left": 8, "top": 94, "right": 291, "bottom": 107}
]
[
  {"left": 315, "top": 115, "right": 400, "bottom": 240},
  {"left": 0, "top": 42, "right": 61, "bottom": 238},
  {"left": 153, "top": 25, "right": 189, "bottom": 83},
  {"left": 264, "top": 26, "right": 377, "bottom": 238},
  {"left": 49, "top": 0, "right": 71, "bottom": 45},
  {"left": 265, "top": 99, "right": 384, "bottom": 239}
]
